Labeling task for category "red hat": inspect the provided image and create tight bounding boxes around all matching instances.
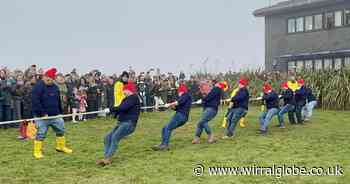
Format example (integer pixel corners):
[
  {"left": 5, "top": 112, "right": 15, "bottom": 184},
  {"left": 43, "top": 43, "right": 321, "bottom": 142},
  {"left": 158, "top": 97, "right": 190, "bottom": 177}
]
[
  {"left": 297, "top": 79, "right": 305, "bottom": 86},
  {"left": 281, "top": 82, "right": 289, "bottom": 89},
  {"left": 178, "top": 84, "right": 188, "bottom": 94},
  {"left": 238, "top": 78, "right": 249, "bottom": 87},
  {"left": 123, "top": 81, "right": 137, "bottom": 93},
  {"left": 263, "top": 83, "right": 272, "bottom": 93},
  {"left": 216, "top": 82, "right": 228, "bottom": 91},
  {"left": 44, "top": 67, "right": 57, "bottom": 80}
]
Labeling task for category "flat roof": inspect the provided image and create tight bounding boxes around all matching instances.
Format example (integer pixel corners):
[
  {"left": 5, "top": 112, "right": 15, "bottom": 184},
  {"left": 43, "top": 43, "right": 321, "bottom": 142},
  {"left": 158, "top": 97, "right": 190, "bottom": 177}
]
[{"left": 253, "top": 0, "right": 345, "bottom": 17}]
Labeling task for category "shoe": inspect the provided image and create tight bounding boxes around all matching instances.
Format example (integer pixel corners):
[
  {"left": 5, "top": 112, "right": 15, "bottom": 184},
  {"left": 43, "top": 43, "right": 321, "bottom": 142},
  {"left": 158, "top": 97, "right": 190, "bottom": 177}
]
[
  {"left": 191, "top": 137, "right": 201, "bottom": 144},
  {"left": 259, "top": 129, "right": 268, "bottom": 135},
  {"left": 221, "top": 135, "right": 233, "bottom": 140},
  {"left": 56, "top": 136, "right": 73, "bottom": 154},
  {"left": 152, "top": 145, "right": 169, "bottom": 151},
  {"left": 279, "top": 125, "right": 286, "bottom": 129},
  {"left": 207, "top": 134, "right": 217, "bottom": 144},
  {"left": 97, "top": 158, "right": 112, "bottom": 166},
  {"left": 33, "top": 140, "right": 44, "bottom": 159}
]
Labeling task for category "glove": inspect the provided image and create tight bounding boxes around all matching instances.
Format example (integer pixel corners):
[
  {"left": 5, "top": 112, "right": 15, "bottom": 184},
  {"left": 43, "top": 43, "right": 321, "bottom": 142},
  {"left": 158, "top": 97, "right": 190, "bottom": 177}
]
[
  {"left": 164, "top": 103, "right": 171, "bottom": 108},
  {"left": 104, "top": 108, "right": 110, "bottom": 114}
]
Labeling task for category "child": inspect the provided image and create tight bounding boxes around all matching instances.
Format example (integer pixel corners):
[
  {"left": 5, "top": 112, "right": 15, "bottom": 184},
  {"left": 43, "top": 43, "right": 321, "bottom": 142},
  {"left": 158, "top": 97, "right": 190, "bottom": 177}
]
[
  {"left": 78, "top": 88, "right": 88, "bottom": 121},
  {"left": 71, "top": 87, "right": 80, "bottom": 123}
]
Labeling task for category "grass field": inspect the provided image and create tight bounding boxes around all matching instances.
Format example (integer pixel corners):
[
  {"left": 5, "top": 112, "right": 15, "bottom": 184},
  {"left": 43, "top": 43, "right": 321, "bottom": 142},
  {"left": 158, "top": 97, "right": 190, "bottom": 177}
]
[{"left": 0, "top": 106, "right": 349, "bottom": 184}]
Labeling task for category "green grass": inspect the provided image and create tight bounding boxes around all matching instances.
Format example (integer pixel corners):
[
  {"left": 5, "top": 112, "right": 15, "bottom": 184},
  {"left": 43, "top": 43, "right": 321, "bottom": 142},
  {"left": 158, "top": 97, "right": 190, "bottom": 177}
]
[{"left": 0, "top": 106, "right": 349, "bottom": 184}]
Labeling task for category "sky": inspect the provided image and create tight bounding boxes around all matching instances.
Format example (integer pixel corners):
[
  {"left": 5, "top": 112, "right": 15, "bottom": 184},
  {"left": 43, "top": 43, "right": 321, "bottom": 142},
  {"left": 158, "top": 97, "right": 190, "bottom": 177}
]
[{"left": 0, "top": 0, "right": 285, "bottom": 75}]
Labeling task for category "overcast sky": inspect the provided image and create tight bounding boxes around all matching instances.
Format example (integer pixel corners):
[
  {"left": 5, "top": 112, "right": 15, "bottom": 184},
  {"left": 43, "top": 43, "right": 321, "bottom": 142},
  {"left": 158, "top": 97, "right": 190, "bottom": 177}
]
[{"left": 0, "top": 0, "right": 284, "bottom": 75}]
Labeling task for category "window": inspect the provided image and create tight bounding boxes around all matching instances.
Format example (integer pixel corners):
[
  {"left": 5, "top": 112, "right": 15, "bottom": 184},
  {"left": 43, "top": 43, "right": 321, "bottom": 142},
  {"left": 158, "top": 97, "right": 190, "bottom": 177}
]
[
  {"left": 335, "top": 11, "right": 343, "bottom": 27},
  {"left": 324, "top": 59, "right": 333, "bottom": 69},
  {"left": 325, "top": 12, "right": 335, "bottom": 29},
  {"left": 314, "top": 14, "right": 323, "bottom": 29},
  {"left": 345, "top": 57, "right": 350, "bottom": 68},
  {"left": 315, "top": 59, "right": 323, "bottom": 70},
  {"left": 296, "top": 17, "right": 304, "bottom": 32},
  {"left": 334, "top": 58, "right": 342, "bottom": 70},
  {"left": 296, "top": 60, "right": 304, "bottom": 72},
  {"left": 305, "top": 16, "right": 313, "bottom": 31},
  {"left": 288, "top": 61, "right": 296, "bottom": 71},
  {"left": 345, "top": 9, "right": 350, "bottom": 25},
  {"left": 305, "top": 60, "right": 313, "bottom": 70},
  {"left": 288, "top": 19, "right": 296, "bottom": 33}
]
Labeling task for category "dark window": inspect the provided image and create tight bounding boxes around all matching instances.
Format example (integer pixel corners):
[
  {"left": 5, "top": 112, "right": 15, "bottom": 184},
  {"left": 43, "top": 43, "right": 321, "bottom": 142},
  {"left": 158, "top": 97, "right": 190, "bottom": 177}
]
[
  {"left": 325, "top": 12, "right": 335, "bottom": 29},
  {"left": 345, "top": 9, "right": 350, "bottom": 25},
  {"left": 314, "top": 14, "right": 323, "bottom": 29}
]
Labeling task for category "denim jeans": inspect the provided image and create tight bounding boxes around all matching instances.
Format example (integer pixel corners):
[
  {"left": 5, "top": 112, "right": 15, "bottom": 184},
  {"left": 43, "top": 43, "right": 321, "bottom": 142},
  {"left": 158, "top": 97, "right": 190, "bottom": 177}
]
[
  {"left": 225, "top": 107, "right": 246, "bottom": 137},
  {"left": 35, "top": 118, "right": 65, "bottom": 141},
  {"left": 302, "top": 101, "right": 317, "bottom": 120},
  {"left": 195, "top": 107, "right": 217, "bottom": 137},
  {"left": 278, "top": 104, "right": 295, "bottom": 126},
  {"left": 259, "top": 108, "right": 279, "bottom": 131},
  {"left": 104, "top": 121, "right": 135, "bottom": 158},
  {"left": 161, "top": 112, "right": 188, "bottom": 146}
]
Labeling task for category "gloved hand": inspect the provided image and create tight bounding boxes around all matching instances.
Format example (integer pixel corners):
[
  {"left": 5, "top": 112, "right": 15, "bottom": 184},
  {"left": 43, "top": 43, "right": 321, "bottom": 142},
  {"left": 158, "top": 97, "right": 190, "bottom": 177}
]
[{"left": 104, "top": 108, "right": 110, "bottom": 114}]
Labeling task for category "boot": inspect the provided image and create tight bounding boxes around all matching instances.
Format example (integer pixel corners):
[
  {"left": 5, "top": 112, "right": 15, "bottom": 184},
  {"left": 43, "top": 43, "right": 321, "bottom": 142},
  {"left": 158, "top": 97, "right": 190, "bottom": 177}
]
[
  {"left": 152, "top": 144, "right": 169, "bottom": 151},
  {"left": 191, "top": 137, "right": 201, "bottom": 144},
  {"left": 239, "top": 118, "right": 247, "bottom": 128},
  {"left": 207, "top": 134, "right": 217, "bottom": 144},
  {"left": 56, "top": 136, "right": 73, "bottom": 154},
  {"left": 33, "top": 140, "right": 44, "bottom": 159}
]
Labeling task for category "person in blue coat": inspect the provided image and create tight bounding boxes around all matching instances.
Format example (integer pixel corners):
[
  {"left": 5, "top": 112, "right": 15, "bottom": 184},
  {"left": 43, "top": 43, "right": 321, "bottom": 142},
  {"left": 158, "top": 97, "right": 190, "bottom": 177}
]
[
  {"left": 192, "top": 81, "right": 226, "bottom": 144},
  {"left": 259, "top": 83, "right": 280, "bottom": 135},
  {"left": 152, "top": 84, "right": 192, "bottom": 151},
  {"left": 97, "top": 81, "right": 141, "bottom": 166},
  {"left": 32, "top": 67, "right": 73, "bottom": 159},
  {"left": 223, "top": 78, "right": 249, "bottom": 139}
]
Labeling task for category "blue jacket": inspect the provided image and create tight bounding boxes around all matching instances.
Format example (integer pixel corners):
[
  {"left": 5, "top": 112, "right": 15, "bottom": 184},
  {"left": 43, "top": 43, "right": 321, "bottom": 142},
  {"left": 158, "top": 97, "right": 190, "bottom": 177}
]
[
  {"left": 305, "top": 87, "right": 316, "bottom": 102},
  {"left": 231, "top": 87, "right": 249, "bottom": 110},
  {"left": 32, "top": 80, "right": 63, "bottom": 117},
  {"left": 295, "top": 86, "right": 307, "bottom": 106},
  {"left": 112, "top": 94, "right": 141, "bottom": 126},
  {"left": 263, "top": 91, "right": 279, "bottom": 109},
  {"left": 175, "top": 92, "right": 192, "bottom": 118},
  {"left": 202, "top": 86, "right": 222, "bottom": 111},
  {"left": 281, "top": 88, "right": 295, "bottom": 105}
]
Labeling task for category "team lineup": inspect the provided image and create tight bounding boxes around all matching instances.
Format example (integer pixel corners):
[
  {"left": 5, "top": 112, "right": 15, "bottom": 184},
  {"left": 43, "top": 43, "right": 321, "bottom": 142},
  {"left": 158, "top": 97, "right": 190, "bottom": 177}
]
[{"left": 31, "top": 67, "right": 317, "bottom": 167}]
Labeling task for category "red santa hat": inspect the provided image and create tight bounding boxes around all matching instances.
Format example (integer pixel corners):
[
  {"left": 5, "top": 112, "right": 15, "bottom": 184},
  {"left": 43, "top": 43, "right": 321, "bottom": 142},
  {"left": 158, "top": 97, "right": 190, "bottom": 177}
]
[
  {"left": 297, "top": 79, "right": 305, "bottom": 86},
  {"left": 280, "top": 82, "right": 289, "bottom": 89},
  {"left": 123, "top": 81, "right": 137, "bottom": 93},
  {"left": 178, "top": 84, "right": 188, "bottom": 94},
  {"left": 44, "top": 67, "right": 57, "bottom": 80},
  {"left": 216, "top": 82, "right": 228, "bottom": 91},
  {"left": 263, "top": 83, "right": 272, "bottom": 93},
  {"left": 238, "top": 77, "right": 249, "bottom": 87}
]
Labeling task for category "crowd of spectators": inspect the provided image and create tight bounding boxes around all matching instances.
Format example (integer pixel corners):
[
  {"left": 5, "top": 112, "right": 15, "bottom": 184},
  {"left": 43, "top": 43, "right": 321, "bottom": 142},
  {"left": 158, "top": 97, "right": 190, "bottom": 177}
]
[{"left": 0, "top": 65, "right": 209, "bottom": 128}]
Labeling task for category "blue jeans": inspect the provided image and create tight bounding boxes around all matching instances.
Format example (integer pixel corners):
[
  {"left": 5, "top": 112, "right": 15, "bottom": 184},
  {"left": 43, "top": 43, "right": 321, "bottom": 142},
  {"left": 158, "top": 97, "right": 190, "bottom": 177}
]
[
  {"left": 161, "top": 112, "right": 188, "bottom": 146},
  {"left": 225, "top": 107, "right": 246, "bottom": 137},
  {"left": 278, "top": 104, "right": 295, "bottom": 126},
  {"left": 104, "top": 121, "right": 135, "bottom": 158},
  {"left": 259, "top": 108, "right": 280, "bottom": 131},
  {"left": 195, "top": 107, "right": 217, "bottom": 137},
  {"left": 302, "top": 101, "right": 317, "bottom": 120},
  {"left": 35, "top": 118, "right": 65, "bottom": 141}
]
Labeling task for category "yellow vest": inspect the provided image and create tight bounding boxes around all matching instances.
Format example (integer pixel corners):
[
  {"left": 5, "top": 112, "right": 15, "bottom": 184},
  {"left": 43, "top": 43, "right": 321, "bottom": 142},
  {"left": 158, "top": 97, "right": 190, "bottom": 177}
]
[{"left": 114, "top": 81, "right": 125, "bottom": 107}]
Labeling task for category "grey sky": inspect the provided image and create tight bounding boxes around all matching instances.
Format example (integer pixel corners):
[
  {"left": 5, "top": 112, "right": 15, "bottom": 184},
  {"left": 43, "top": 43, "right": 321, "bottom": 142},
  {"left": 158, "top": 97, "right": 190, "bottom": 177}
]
[{"left": 0, "top": 0, "right": 284, "bottom": 75}]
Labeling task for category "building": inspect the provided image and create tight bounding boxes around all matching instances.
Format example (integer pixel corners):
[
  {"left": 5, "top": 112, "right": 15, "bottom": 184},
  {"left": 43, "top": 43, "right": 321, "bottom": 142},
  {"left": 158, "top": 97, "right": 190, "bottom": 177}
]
[{"left": 254, "top": 0, "right": 350, "bottom": 72}]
